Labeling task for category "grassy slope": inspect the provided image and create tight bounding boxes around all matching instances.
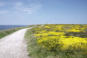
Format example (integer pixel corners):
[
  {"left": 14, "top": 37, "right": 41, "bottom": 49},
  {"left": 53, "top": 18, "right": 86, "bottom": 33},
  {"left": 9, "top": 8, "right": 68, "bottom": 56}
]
[
  {"left": 0, "top": 25, "right": 35, "bottom": 39},
  {"left": 0, "top": 27, "right": 25, "bottom": 38},
  {"left": 25, "top": 29, "right": 52, "bottom": 58},
  {"left": 25, "top": 25, "right": 87, "bottom": 58}
]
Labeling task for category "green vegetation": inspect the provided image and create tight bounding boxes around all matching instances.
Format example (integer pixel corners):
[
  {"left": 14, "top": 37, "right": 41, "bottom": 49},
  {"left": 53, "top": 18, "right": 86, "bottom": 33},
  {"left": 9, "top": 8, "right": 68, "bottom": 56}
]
[
  {"left": 25, "top": 24, "right": 87, "bottom": 58},
  {"left": 0, "top": 27, "right": 25, "bottom": 38}
]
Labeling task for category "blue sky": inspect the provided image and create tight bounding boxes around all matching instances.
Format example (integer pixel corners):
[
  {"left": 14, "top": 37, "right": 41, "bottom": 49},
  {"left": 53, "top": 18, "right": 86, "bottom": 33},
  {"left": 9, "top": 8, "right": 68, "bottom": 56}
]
[{"left": 0, "top": 0, "right": 87, "bottom": 25}]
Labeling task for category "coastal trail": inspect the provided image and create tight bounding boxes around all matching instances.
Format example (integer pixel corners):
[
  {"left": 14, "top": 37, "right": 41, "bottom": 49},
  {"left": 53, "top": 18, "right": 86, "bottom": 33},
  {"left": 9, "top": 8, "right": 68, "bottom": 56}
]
[{"left": 0, "top": 28, "right": 29, "bottom": 58}]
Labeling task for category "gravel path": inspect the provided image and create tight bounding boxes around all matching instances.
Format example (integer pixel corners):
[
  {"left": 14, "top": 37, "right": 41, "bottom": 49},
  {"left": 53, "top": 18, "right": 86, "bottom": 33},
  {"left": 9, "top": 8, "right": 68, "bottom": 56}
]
[{"left": 0, "top": 29, "right": 29, "bottom": 58}]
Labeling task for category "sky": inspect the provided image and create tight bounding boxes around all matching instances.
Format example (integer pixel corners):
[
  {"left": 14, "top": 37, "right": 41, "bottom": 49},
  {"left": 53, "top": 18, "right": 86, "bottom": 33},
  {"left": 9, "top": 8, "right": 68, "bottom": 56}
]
[{"left": 0, "top": 0, "right": 87, "bottom": 25}]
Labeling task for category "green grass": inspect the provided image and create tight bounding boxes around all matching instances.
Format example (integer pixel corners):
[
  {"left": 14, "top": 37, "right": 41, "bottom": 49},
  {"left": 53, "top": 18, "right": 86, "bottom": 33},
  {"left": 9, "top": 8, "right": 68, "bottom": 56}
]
[
  {"left": 25, "top": 25, "right": 87, "bottom": 58},
  {"left": 0, "top": 27, "right": 25, "bottom": 38}
]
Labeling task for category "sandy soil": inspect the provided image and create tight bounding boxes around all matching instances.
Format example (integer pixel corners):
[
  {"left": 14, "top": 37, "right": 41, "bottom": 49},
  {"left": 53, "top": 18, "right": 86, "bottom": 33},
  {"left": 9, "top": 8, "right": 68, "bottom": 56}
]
[{"left": 0, "top": 29, "right": 29, "bottom": 58}]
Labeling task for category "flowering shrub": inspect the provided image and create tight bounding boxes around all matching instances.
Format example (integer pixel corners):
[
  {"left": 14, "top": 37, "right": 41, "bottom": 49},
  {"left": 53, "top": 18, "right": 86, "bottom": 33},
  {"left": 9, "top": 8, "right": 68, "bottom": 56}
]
[
  {"left": 59, "top": 36, "right": 87, "bottom": 50},
  {"left": 32, "top": 24, "right": 87, "bottom": 54}
]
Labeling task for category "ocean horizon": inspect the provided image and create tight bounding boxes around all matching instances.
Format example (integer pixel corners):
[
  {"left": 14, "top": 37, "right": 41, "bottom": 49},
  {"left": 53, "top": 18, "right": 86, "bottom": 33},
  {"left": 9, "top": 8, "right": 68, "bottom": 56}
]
[{"left": 0, "top": 25, "right": 27, "bottom": 30}]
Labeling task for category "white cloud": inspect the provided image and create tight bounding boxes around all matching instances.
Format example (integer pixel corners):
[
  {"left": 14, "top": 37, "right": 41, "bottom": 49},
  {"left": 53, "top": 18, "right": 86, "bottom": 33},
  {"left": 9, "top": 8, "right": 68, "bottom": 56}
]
[
  {"left": 13, "top": 2, "right": 42, "bottom": 14},
  {"left": 23, "top": 8, "right": 33, "bottom": 14},
  {"left": 0, "top": 1, "right": 42, "bottom": 14}
]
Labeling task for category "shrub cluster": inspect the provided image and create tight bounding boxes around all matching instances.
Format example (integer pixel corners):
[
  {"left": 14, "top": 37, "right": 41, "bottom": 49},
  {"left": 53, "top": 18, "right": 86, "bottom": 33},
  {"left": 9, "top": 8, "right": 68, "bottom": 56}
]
[{"left": 31, "top": 24, "right": 87, "bottom": 55}]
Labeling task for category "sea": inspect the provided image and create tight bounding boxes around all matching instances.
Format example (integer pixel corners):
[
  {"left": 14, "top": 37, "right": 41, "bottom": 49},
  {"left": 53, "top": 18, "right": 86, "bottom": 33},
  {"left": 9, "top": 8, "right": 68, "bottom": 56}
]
[{"left": 0, "top": 25, "right": 27, "bottom": 30}]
